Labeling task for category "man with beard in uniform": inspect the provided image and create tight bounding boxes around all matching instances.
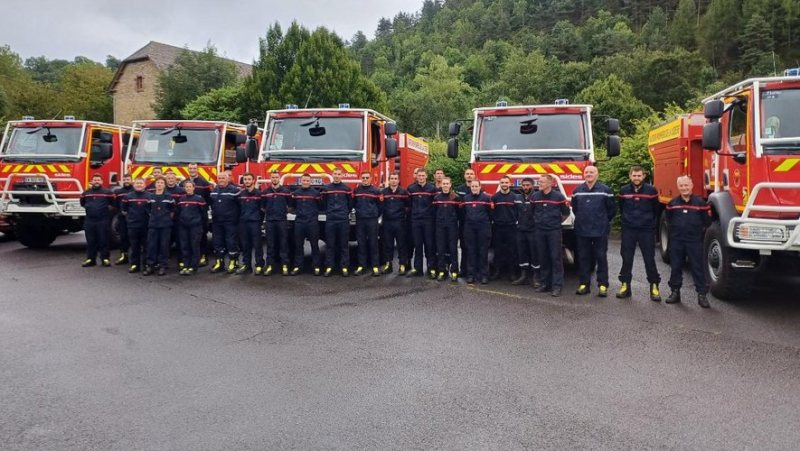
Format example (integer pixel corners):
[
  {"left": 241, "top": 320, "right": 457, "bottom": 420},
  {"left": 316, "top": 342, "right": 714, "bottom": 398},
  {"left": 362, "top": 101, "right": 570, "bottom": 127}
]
[
  {"left": 491, "top": 175, "right": 520, "bottom": 281},
  {"left": 121, "top": 177, "right": 150, "bottom": 273},
  {"left": 290, "top": 174, "right": 323, "bottom": 276},
  {"left": 80, "top": 174, "right": 114, "bottom": 267},
  {"left": 455, "top": 168, "right": 476, "bottom": 276},
  {"left": 112, "top": 173, "right": 133, "bottom": 265},
  {"left": 353, "top": 171, "right": 384, "bottom": 276},
  {"left": 381, "top": 172, "right": 409, "bottom": 275},
  {"left": 512, "top": 177, "right": 541, "bottom": 287},
  {"left": 236, "top": 172, "right": 265, "bottom": 275},
  {"left": 261, "top": 170, "right": 292, "bottom": 276},
  {"left": 406, "top": 168, "right": 438, "bottom": 278},
  {"left": 321, "top": 168, "right": 353, "bottom": 277}
]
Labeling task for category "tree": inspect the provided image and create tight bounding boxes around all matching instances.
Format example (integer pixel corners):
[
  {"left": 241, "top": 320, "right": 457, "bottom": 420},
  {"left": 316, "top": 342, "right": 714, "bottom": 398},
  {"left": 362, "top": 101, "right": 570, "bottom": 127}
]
[
  {"left": 278, "top": 28, "right": 387, "bottom": 112},
  {"left": 547, "top": 20, "right": 587, "bottom": 60},
  {"left": 698, "top": 0, "right": 743, "bottom": 69},
  {"left": 670, "top": 0, "right": 698, "bottom": 50},
  {"left": 154, "top": 43, "right": 238, "bottom": 119},
  {"left": 640, "top": 6, "right": 670, "bottom": 51},
  {"left": 58, "top": 62, "right": 114, "bottom": 122},
  {"left": 0, "top": 86, "right": 8, "bottom": 120},
  {"left": 24, "top": 56, "right": 70, "bottom": 85},
  {"left": 181, "top": 84, "right": 244, "bottom": 122},
  {"left": 575, "top": 74, "right": 653, "bottom": 147},
  {"left": 740, "top": 13, "right": 777, "bottom": 76},
  {"left": 105, "top": 55, "right": 121, "bottom": 73}
]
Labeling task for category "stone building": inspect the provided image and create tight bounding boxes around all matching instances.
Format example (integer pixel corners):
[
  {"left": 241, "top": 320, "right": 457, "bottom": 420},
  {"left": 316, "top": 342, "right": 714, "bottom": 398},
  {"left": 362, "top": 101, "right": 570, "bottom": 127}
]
[{"left": 107, "top": 41, "right": 251, "bottom": 125}]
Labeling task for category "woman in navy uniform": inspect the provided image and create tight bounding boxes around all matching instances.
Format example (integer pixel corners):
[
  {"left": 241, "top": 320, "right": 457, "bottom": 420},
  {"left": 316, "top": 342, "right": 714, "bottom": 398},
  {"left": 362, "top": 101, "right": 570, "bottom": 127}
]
[
  {"left": 432, "top": 178, "right": 463, "bottom": 282},
  {"left": 144, "top": 176, "right": 174, "bottom": 276},
  {"left": 462, "top": 179, "right": 493, "bottom": 284}
]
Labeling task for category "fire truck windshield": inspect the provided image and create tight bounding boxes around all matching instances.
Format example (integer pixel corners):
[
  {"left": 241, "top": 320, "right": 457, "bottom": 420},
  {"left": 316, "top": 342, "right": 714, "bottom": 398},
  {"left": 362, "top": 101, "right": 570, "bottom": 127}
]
[
  {"left": 133, "top": 128, "right": 219, "bottom": 165},
  {"left": 761, "top": 89, "right": 800, "bottom": 153},
  {"left": 477, "top": 113, "right": 589, "bottom": 159},
  {"left": 265, "top": 117, "right": 363, "bottom": 160},
  {"left": 3, "top": 126, "right": 82, "bottom": 159}
]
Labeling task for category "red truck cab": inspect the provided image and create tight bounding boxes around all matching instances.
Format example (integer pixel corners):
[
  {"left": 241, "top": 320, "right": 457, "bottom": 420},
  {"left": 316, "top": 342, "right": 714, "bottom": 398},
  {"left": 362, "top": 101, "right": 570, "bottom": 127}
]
[{"left": 0, "top": 117, "right": 128, "bottom": 248}]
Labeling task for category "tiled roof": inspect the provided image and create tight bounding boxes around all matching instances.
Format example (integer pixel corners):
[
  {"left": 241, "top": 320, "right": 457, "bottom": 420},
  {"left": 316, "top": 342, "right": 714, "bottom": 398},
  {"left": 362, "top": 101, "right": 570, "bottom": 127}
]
[{"left": 108, "top": 41, "right": 252, "bottom": 93}]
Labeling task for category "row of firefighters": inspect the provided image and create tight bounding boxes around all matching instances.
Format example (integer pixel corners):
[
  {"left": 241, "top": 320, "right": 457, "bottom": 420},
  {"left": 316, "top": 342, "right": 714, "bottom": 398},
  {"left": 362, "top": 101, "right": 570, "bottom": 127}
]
[{"left": 78, "top": 164, "right": 712, "bottom": 308}]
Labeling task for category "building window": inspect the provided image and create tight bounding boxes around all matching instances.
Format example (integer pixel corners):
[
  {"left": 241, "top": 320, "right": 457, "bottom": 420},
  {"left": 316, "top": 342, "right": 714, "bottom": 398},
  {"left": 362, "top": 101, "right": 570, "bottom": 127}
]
[{"left": 135, "top": 75, "right": 144, "bottom": 92}]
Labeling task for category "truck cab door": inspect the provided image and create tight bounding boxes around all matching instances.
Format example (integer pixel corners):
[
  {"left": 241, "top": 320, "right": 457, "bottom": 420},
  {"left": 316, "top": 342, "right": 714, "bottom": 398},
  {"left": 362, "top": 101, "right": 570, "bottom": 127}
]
[{"left": 722, "top": 97, "right": 750, "bottom": 205}]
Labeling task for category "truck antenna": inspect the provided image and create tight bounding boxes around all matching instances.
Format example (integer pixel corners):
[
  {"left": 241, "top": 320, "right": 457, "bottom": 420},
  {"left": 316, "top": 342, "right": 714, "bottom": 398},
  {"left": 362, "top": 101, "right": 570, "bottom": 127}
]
[{"left": 304, "top": 91, "right": 313, "bottom": 109}]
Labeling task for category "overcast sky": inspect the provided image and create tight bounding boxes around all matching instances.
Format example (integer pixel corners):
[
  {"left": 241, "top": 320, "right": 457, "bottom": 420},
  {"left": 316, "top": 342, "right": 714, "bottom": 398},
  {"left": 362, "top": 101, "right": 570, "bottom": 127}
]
[{"left": 2, "top": 0, "right": 423, "bottom": 65}]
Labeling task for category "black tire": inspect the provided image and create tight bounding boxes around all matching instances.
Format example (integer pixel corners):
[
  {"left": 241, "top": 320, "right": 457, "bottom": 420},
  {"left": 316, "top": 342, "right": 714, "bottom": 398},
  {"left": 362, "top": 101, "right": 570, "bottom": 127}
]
[
  {"left": 704, "top": 221, "right": 754, "bottom": 300},
  {"left": 109, "top": 214, "right": 121, "bottom": 250},
  {"left": 14, "top": 221, "right": 58, "bottom": 249},
  {"left": 658, "top": 210, "right": 671, "bottom": 264}
]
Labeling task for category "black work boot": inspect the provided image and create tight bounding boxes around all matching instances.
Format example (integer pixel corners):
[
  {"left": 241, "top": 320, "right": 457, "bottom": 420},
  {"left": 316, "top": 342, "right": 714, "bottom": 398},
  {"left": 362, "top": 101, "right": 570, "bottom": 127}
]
[
  {"left": 665, "top": 289, "right": 681, "bottom": 304},
  {"left": 511, "top": 268, "right": 529, "bottom": 286},
  {"left": 697, "top": 293, "right": 710, "bottom": 309}
]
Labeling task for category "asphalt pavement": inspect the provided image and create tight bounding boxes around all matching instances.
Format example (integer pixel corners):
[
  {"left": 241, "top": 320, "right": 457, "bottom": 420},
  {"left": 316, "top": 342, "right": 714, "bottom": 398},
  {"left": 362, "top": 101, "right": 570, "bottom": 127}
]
[{"left": 1, "top": 232, "right": 799, "bottom": 451}]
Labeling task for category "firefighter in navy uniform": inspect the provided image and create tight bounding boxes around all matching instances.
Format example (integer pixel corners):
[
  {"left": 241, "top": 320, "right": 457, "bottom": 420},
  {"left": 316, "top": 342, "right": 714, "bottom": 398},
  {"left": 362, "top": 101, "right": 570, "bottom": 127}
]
[
  {"left": 353, "top": 171, "right": 384, "bottom": 276},
  {"left": 175, "top": 180, "right": 207, "bottom": 276},
  {"left": 121, "top": 177, "right": 150, "bottom": 273},
  {"left": 462, "top": 179, "right": 493, "bottom": 284},
  {"left": 144, "top": 177, "right": 174, "bottom": 276},
  {"left": 112, "top": 174, "right": 133, "bottom": 265},
  {"left": 533, "top": 174, "right": 571, "bottom": 297},
  {"left": 407, "top": 169, "right": 438, "bottom": 278},
  {"left": 290, "top": 174, "right": 323, "bottom": 276},
  {"left": 572, "top": 166, "right": 617, "bottom": 297},
  {"left": 512, "top": 178, "right": 541, "bottom": 287},
  {"left": 617, "top": 166, "right": 662, "bottom": 301},
  {"left": 491, "top": 175, "right": 520, "bottom": 281},
  {"left": 321, "top": 168, "right": 353, "bottom": 277},
  {"left": 236, "top": 172, "right": 265, "bottom": 275},
  {"left": 80, "top": 173, "right": 114, "bottom": 267},
  {"left": 381, "top": 172, "right": 409, "bottom": 275},
  {"left": 181, "top": 163, "right": 212, "bottom": 266},
  {"left": 454, "top": 168, "right": 476, "bottom": 276},
  {"left": 209, "top": 172, "right": 241, "bottom": 274},
  {"left": 261, "top": 170, "right": 292, "bottom": 276},
  {"left": 432, "top": 178, "right": 462, "bottom": 282},
  {"left": 665, "top": 176, "right": 712, "bottom": 308}
]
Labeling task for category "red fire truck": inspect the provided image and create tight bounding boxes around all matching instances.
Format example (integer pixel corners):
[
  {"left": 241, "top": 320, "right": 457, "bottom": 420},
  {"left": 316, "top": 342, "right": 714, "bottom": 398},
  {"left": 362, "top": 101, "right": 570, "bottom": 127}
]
[
  {"left": 124, "top": 120, "right": 256, "bottom": 184},
  {"left": 649, "top": 71, "right": 800, "bottom": 299},
  {"left": 238, "top": 105, "right": 428, "bottom": 231},
  {"left": 447, "top": 101, "right": 620, "bottom": 262},
  {"left": 0, "top": 117, "right": 129, "bottom": 248}
]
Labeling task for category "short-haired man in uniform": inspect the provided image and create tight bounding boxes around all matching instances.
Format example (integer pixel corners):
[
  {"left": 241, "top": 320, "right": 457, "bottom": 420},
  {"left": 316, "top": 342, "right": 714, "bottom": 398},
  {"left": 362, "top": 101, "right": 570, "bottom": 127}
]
[
  {"left": 381, "top": 172, "right": 409, "bottom": 275},
  {"left": 617, "top": 166, "right": 661, "bottom": 301},
  {"left": 491, "top": 175, "right": 520, "bottom": 281},
  {"left": 112, "top": 173, "right": 133, "bottom": 265},
  {"left": 164, "top": 172, "right": 186, "bottom": 268},
  {"left": 236, "top": 172, "right": 265, "bottom": 275},
  {"left": 532, "top": 174, "right": 571, "bottom": 297},
  {"left": 512, "top": 177, "right": 541, "bottom": 287},
  {"left": 321, "top": 168, "right": 353, "bottom": 277},
  {"left": 80, "top": 174, "right": 114, "bottom": 267},
  {"left": 209, "top": 171, "right": 241, "bottom": 274},
  {"left": 290, "top": 174, "right": 323, "bottom": 276},
  {"left": 121, "top": 177, "right": 150, "bottom": 273},
  {"left": 176, "top": 180, "right": 208, "bottom": 276},
  {"left": 261, "top": 170, "right": 292, "bottom": 276},
  {"left": 407, "top": 168, "right": 438, "bottom": 278},
  {"left": 455, "top": 168, "right": 476, "bottom": 276},
  {"left": 353, "top": 171, "right": 384, "bottom": 276},
  {"left": 665, "top": 176, "right": 712, "bottom": 308},
  {"left": 572, "top": 165, "right": 616, "bottom": 297}
]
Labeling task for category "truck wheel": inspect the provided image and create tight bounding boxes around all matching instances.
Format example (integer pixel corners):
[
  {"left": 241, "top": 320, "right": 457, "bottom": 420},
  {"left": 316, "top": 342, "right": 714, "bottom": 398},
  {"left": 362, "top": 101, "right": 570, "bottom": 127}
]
[
  {"left": 704, "top": 221, "right": 754, "bottom": 300},
  {"left": 658, "top": 211, "right": 670, "bottom": 264},
  {"left": 109, "top": 214, "right": 121, "bottom": 249},
  {"left": 14, "top": 222, "right": 58, "bottom": 249}
]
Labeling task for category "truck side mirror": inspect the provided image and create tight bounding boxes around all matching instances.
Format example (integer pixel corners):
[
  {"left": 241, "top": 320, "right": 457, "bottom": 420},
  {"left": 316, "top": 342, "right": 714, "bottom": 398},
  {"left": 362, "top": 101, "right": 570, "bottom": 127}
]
[
  {"left": 448, "top": 122, "right": 461, "bottom": 137},
  {"left": 246, "top": 122, "right": 259, "bottom": 138},
  {"left": 235, "top": 133, "right": 248, "bottom": 146},
  {"left": 384, "top": 122, "right": 398, "bottom": 136},
  {"left": 246, "top": 139, "right": 259, "bottom": 160},
  {"left": 99, "top": 131, "right": 114, "bottom": 143},
  {"left": 703, "top": 122, "right": 722, "bottom": 151},
  {"left": 607, "top": 118, "right": 620, "bottom": 134},
  {"left": 704, "top": 100, "right": 724, "bottom": 120},
  {"left": 447, "top": 138, "right": 459, "bottom": 159},
  {"left": 92, "top": 143, "right": 113, "bottom": 160},
  {"left": 385, "top": 137, "right": 398, "bottom": 159},
  {"left": 235, "top": 146, "right": 248, "bottom": 163},
  {"left": 606, "top": 135, "right": 620, "bottom": 158}
]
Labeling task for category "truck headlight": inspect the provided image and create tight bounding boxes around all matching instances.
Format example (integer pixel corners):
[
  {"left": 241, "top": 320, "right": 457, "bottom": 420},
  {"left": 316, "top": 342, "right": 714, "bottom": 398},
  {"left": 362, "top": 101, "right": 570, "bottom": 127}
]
[{"left": 736, "top": 224, "right": 787, "bottom": 242}]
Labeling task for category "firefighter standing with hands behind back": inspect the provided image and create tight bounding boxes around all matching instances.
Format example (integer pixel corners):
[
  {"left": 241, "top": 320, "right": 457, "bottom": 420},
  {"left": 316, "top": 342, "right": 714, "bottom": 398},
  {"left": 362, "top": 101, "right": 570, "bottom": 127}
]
[
  {"left": 209, "top": 172, "right": 241, "bottom": 274},
  {"left": 112, "top": 173, "right": 133, "bottom": 265},
  {"left": 572, "top": 166, "right": 616, "bottom": 297},
  {"left": 261, "top": 170, "right": 292, "bottom": 276},
  {"left": 81, "top": 173, "right": 114, "bottom": 267},
  {"left": 665, "top": 176, "right": 712, "bottom": 308},
  {"left": 353, "top": 171, "right": 384, "bottom": 276}
]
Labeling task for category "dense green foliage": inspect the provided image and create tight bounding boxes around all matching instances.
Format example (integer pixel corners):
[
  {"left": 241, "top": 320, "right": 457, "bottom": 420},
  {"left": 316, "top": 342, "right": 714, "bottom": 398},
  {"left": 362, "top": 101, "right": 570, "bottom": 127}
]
[
  {"left": 154, "top": 44, "right": 238, "bottom": 119},
  {"left": 0, "top": 45, "right": 116, "bottom": 126}
]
